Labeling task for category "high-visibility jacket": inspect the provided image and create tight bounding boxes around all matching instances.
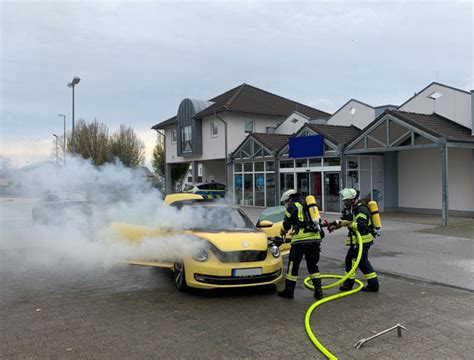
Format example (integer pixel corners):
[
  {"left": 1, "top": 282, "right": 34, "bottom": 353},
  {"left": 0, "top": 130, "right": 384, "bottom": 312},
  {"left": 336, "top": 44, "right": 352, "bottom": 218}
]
[
  {"left": 283, "top": 198, "right": 321, "bottom": 244},
  {"left": 345, "top": 201, "right": 374, "bottom": 246}
]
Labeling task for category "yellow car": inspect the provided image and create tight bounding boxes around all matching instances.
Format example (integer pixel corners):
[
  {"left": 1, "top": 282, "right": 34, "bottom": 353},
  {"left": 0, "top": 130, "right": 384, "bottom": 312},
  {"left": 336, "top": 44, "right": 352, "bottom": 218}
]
[{"left": 112, "top": 194, "right": 283, "bottom": 291}]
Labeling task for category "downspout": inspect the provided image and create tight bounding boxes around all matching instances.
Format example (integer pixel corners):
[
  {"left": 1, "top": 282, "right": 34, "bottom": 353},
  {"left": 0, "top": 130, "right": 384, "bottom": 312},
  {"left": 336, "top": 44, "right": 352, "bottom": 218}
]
[{"left": 214, "top": 111, "right": 229, "bottom": 190}]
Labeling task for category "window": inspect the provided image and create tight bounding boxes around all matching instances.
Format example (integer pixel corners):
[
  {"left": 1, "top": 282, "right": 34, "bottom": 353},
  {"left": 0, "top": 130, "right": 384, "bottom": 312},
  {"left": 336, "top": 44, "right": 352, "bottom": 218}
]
[
  {"left": 172, "top": 130, "right": 177, "bottom": 144},
  {"left": 211, "top": 121, "right": 218, "bottom": 137},
  {"left": 291, "top": 118, "right": 299, "bottom": 124},
  {"left": 266, "top": 127, "right": 275, "bottom": 134},
  {"left": 428, "top": 91, "right": 442, "bottom": 100},
  {"left": 181, "top": 125, "right": 192, "bottom": 153},
  {"left": 245, "top": 120, "right": 254, "bottom": 133}
]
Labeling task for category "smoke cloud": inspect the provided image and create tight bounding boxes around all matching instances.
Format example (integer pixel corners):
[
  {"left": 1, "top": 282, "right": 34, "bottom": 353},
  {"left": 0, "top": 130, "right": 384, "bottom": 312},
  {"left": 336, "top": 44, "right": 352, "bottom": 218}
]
[{"left": 0, "top": 157, "right": 229, "bottom": 271}]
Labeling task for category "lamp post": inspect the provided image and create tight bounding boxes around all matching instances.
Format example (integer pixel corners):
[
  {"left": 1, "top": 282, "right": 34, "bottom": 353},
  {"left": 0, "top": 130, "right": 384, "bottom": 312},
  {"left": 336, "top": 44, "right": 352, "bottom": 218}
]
[
  {"left": 58, "top": 114, "right": 66, "bottom": 164},
  {"left": 52, "top": 134, "right": 59, "bottom": 163},
  {"left": 67, "top": 76, "right": 80, "bottom": 153}
]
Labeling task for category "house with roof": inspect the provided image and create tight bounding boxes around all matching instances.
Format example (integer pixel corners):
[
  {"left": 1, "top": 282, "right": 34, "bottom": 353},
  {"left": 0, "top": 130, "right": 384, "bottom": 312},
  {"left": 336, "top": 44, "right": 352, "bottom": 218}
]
[
  {"left": 229, "top": 82, "right": 473, "bottom": 223},
  {"left": 151, "top": 83, "right": 331, "bottom": 194}
]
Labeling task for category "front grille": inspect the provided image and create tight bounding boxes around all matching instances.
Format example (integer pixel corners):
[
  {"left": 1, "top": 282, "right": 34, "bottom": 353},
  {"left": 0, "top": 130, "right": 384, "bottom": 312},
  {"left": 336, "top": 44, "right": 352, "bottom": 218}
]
[
  {"left": 209, "top": 245, "right": 267, "bottom": 263},
  {"left": 194, "top": 270, "right": 281, "bottom": 285}
]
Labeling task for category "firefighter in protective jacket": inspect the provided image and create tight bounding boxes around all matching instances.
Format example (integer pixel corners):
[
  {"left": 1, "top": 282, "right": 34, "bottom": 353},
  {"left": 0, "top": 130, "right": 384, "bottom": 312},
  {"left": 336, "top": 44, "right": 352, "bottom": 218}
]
[
  {"left": 277, "top": 190, "right": 323, "bottom": 299},
  {"left": 338, "top": 188, "right": 380, "bottom": 292}
]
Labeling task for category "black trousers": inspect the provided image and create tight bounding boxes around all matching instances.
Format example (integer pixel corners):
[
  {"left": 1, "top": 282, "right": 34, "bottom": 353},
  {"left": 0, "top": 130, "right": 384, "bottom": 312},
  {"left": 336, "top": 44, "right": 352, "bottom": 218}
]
[
  {"left": 344, "top": 243, "right": 377, "bottom": 283},
  {"left": 285, "top": 241, "right": 321, "bottom": 282}
]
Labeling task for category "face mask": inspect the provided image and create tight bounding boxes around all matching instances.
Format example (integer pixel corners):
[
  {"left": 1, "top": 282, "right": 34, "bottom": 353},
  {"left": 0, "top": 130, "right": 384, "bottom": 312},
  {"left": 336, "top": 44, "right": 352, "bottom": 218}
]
[{"left": 343, "top": 199, "right": 352, "bottom": 209}]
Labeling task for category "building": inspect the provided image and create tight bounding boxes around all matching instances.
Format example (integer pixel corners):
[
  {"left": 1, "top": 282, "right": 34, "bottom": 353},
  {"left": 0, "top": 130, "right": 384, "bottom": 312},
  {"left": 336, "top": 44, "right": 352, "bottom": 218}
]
[
  {"left": 152, "top": 83, "right": 331, "bottom": 194},
  {"left": 154, "top": 81, "right": 474, "bottom": 224}
]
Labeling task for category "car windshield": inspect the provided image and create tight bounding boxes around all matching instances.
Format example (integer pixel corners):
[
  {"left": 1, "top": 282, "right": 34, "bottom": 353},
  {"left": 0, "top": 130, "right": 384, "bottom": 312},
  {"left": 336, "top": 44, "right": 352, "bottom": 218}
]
[
  {"left": 258, "top": 206, "right": 286, "bottom": 223},
  {"left": 183, "top": 205, "right": 255, "bottom": 231}
]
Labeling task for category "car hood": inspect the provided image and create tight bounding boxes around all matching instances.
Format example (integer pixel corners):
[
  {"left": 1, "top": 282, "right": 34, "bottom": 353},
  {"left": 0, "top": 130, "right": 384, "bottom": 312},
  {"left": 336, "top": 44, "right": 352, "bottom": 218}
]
[
  {"left": 110, "top": 223, "right": 269, "bottom": 252},
  {"left": 190, "top": 231, "right": 268, "bottom": 252}
]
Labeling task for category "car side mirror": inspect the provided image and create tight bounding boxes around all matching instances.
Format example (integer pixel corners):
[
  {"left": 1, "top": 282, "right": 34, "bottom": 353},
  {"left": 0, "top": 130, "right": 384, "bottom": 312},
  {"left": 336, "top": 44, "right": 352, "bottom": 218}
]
[{"left": 256, "top": 220, "right": 273, "bottom": 228}]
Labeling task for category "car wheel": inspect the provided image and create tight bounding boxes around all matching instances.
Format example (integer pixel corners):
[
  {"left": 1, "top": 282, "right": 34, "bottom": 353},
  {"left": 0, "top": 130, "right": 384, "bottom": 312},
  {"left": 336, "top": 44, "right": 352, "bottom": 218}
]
[{"left": 173, "top": 260, "right": 188, "bottom": 291}]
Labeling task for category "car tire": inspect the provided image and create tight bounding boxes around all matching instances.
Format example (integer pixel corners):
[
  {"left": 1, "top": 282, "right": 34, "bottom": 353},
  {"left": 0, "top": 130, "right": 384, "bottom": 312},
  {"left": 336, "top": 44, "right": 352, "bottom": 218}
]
[{"left": 173, "top": 260, "right": 188, "bottom": 292}]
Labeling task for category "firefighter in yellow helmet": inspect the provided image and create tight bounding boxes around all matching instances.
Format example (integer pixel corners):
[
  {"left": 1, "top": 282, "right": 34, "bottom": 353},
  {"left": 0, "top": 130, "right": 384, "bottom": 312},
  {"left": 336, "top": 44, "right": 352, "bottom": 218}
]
[
  {"left": 277, "top": 189, "right": 324, "bottom": 299},
  {"left": 339, "top": 188, "right": 379, "bottom": 292}
]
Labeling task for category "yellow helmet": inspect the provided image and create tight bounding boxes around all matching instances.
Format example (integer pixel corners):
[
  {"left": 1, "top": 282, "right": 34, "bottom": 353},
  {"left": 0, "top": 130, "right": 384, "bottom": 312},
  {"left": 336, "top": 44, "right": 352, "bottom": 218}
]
[{"left": 340, "top": 188, "right": 358, "bottom": 200}]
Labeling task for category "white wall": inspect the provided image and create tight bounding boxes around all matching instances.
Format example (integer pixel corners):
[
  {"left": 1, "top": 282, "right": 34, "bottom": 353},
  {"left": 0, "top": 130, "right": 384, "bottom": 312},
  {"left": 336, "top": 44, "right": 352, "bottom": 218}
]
[
  {"left": 398, "top": 148, "right": 473, "bottom": 211},
  {"left": 327, "top": 100, "right": 375, "bottom": 130},
  {"left": 399, "top": 83, "right": 472, "bottom": 130},
  {"left": 274, "top": 111, "right": 309, "bottom": 135},
  {"left": 202, "top": 160, "right": 226, "bottom": 184}
]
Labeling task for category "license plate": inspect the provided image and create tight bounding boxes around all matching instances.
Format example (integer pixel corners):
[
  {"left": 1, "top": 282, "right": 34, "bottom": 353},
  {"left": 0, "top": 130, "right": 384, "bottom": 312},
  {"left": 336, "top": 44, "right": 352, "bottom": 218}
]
[{"left": 232, "top": 268, "right": 262, "bottom": 277}]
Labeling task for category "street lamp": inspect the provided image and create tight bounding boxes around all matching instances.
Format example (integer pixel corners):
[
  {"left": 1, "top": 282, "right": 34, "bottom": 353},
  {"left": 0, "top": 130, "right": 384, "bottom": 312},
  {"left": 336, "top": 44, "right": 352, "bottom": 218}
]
[
  {"left": 67, "top": 76, "right": 80, "bottom": 153},
  {"left": 58, "top": 114, "right": 66, "bottom": 164},
  {"left": 52, "top": 134, "right": 59, "bottom": 163}
]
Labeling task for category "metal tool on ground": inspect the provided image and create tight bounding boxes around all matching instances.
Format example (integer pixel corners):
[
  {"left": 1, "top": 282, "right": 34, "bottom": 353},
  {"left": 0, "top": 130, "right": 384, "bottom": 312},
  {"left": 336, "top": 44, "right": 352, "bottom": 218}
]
[{"left": 354, "top": 323, "right": 407, "bottom": 349}]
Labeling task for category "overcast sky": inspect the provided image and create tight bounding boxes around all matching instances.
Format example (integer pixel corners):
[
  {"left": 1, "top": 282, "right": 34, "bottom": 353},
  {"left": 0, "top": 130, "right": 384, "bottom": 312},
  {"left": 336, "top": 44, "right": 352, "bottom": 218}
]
[{"left": 1, "top": 0, "right": 472, "bottom": 167}]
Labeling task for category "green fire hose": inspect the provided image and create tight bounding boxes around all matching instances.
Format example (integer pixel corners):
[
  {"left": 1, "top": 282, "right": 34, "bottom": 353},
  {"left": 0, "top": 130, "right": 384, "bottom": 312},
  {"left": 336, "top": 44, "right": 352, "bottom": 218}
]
[{"left": 302, "top": 230, "right": 364, "bottom": 360}]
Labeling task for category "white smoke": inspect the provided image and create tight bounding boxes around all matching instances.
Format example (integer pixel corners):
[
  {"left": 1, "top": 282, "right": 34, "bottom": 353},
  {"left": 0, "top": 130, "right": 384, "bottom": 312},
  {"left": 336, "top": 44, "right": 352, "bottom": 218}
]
[{"left": 0, "top": 156, "right": 227, "bottom": 270}]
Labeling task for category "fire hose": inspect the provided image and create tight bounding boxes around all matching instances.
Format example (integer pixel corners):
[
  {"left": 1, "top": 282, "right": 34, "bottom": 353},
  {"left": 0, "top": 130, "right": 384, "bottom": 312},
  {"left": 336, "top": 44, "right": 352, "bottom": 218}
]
[{"left": 302, "top": 229, "right": 364, "bottom": 360}]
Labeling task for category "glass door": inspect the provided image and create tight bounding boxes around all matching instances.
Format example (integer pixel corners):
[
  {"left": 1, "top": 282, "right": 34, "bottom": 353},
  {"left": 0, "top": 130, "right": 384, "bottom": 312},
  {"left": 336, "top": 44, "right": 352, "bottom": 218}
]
[
  {"left": 324, "top": 172, "right": 340, "bottom": 213},
  {"left": 309, "top": 172, "right": 322, "bottom": 211},
  {"left": 297, "top": 172, "right": 309, "bottom": 197}
]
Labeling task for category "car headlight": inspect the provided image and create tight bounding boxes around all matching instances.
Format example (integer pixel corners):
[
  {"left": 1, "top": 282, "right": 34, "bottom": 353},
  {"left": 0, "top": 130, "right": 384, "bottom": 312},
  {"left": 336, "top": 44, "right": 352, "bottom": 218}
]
[
  {"left": 270, "top": 245, "right": 280, "bottom": 258},
  {"left": 192, "top": 247, "right": 209, "bottom": 262}
]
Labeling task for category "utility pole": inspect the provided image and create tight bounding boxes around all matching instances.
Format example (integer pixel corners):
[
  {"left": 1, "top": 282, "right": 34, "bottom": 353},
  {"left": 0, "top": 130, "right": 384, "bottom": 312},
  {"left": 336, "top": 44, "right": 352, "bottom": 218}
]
[{"left": 58, "top": 114, "right": 66, "bottom": 164}]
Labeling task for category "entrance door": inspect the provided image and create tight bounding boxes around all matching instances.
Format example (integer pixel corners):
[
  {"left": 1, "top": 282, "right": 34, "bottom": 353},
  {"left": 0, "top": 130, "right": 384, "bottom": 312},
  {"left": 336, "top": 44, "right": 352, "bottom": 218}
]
[
  {"left": 309, "top": 172, "right": 322, "bottom": 210},
  {"left": 324, "top": 172, "right": 340, "bottom": 213},
  {"left": 297, "top": 172, "right": 309, "bottom": 197}
]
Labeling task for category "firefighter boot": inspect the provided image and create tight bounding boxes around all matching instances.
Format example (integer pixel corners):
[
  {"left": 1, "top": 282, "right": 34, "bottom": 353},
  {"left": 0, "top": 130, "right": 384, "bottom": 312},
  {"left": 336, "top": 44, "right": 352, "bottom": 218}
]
[
  {"left": 277, "top": 280, "right": 296, "bottom": 299},
  {"left": 313, "top": 278, "right": 323, "bottom": 300},
  {"left": 362, "top": 277, "right": 379, "bottom": 292},
  {"left": 339, "top": 279, "right": 355, "bottom": 292}
]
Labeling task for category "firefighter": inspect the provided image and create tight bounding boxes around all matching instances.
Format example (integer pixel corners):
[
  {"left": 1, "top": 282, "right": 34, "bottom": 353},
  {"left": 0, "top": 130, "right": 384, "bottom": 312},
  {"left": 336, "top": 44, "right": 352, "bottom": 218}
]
[
  {"left": 277, "top": 189, "right": 323, "bottom": 299},
  {"left": 338, "top": 188, "right": 380, "bottom": 292}
]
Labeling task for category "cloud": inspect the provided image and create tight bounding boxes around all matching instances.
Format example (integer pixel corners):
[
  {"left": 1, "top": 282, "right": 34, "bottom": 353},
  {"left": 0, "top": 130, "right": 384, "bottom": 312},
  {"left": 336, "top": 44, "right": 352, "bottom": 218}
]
[{"left": 1, "top": 0, "right": 472, "bottom": 166}]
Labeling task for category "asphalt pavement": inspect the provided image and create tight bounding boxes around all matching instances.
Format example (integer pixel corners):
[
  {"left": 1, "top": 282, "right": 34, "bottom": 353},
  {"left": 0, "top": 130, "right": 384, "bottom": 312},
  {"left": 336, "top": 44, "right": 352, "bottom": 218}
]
[
  {"left": 1, "top": 198, "right": 473, "bottom": 359},
  {"left": 242, "top": 207, "right": 474, "bottom": 291}
]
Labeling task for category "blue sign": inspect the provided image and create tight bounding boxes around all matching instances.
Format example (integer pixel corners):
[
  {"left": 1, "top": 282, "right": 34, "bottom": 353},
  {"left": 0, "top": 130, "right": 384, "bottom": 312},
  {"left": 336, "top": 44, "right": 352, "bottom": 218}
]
[{"left": 288, "top": 135, "right": 324, "bottom": 158}]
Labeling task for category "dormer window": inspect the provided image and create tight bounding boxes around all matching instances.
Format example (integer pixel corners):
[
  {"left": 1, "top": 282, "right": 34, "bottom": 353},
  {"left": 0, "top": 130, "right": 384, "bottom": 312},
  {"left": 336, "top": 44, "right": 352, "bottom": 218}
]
[{"left": 428, "top": 91, "right": 442, "bottom": 100}]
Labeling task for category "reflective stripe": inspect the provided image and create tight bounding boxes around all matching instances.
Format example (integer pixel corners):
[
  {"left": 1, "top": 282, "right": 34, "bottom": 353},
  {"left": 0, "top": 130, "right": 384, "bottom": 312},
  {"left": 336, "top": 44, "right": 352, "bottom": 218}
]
[
  {"left": 364, "top": 272, "right": 378, "bottom": 280},
  {"left": 285, "top": 210, "right": 291, "bottom": 218},
  {"left": 286, "top": 274, "right": 298, "bottom": 281},
  {"left": 309, "top": 273, "right": 321, "bottom": 279},
  {"left": 355, "top": 213, "right": 367, "bottom": 220},
  {"left": 295, "top": 202, "right": 305, "bottom": 222},
  {"left": 345, "top": 234, "right": 373, "bottom": 246}
]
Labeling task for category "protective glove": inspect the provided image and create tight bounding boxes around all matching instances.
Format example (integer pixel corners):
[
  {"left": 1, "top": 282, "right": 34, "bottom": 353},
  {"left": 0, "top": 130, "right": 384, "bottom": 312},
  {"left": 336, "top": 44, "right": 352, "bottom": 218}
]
[
  {"left": 280, "top": 228, "right": 287, "bottom": 237},
  {"left": 272, "top": 236, "right": 284, "bottom": 247},
  {"left": 340, "top": 220, "right": 351, "bottom": 228},
  {"left": 324, "top": 220, "right": 336, "bottom": 233}
]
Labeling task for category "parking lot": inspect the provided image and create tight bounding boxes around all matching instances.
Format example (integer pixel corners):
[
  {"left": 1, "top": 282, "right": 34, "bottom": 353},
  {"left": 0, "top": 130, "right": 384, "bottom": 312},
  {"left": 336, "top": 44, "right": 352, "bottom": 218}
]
[{"left": 1, "top": 198, "right": 473, "bottom": 359}]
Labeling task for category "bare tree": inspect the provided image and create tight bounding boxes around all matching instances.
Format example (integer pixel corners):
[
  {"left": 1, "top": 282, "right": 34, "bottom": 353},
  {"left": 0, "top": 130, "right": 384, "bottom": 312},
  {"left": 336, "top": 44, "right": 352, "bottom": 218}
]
[
  {"left": 109, "top": 125, "right": 145, "bottom": 168},
  {"left": 68, "top": 119, "right": 109, "bottom": 166}
]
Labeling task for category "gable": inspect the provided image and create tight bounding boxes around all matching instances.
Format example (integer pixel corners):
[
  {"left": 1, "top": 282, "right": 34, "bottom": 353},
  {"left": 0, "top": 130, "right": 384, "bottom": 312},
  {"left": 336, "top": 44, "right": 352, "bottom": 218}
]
[
  {"left": 399, "top": 83, "right": 471, "bottom": 129},
  {"left": 327, "top": 99, "right": 376, "bottom": 129}
]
